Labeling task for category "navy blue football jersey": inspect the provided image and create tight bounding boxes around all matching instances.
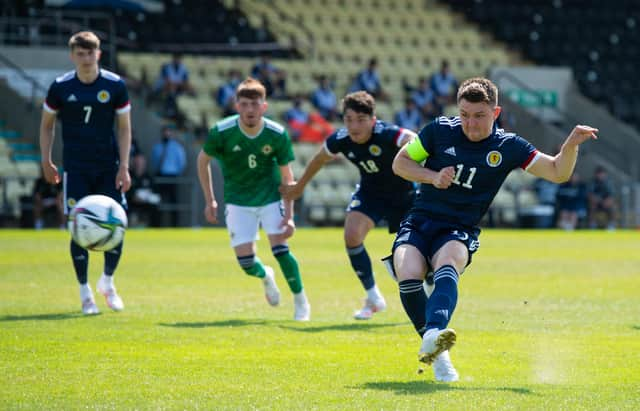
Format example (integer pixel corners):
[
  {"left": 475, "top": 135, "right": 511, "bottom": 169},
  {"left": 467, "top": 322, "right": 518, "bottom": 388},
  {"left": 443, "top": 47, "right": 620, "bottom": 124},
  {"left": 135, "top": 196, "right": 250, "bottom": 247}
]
[
  {"left": 324, "top": 120, "right": 414, "bottom": 198},
  {"left": 412, "top": 116, "right": 539, "bottom": 227},
  {"left": 43, "top": 69, "right": 130, "bottom": 172}
]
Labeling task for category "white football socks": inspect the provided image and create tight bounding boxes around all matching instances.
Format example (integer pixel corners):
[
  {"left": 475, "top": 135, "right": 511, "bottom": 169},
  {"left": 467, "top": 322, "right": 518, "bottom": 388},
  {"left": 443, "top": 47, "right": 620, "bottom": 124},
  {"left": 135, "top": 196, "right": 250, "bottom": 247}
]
[
  {"left": 79, "top": 283, "right": 93, "bottom": 300},
  {"left": 366, "top": 284, "right": 382, "bottom": 301}
]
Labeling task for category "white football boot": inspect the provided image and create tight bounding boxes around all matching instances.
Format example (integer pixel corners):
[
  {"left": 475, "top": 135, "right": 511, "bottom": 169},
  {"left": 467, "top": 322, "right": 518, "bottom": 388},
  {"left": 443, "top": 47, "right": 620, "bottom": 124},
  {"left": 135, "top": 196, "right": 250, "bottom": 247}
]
[
  {"left": 294, "top": 292, "right": 311, "bottom": 321},
  {"left": 97, "top": 274, "right": 124, "bottom": 311},
  {"left": 432, "top": 350, "right": 459, "bottom": 382},
  {"left": 262, "top": 266, "right": 280, "bottom": 307},
  {"left": 419, "top": 328, "right": 456, "bottom": 365},
  {"left": 353, "top": 295, "right": 387, "bottom": 320},
  {"left": 80, "top": 285, "right": 99, "bottom": 315}
]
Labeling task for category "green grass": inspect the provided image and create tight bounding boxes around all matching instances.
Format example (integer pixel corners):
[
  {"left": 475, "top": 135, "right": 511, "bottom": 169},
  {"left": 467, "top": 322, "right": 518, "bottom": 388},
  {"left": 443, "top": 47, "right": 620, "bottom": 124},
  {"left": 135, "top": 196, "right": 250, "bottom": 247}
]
[{"left": 1, "top": 228, "right": 639, "bottom": 410}]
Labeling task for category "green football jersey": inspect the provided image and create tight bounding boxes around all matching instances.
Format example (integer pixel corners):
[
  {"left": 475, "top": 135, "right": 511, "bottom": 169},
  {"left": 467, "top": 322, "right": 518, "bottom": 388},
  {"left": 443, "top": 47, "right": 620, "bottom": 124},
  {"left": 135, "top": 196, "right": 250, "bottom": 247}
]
[{"left": 203, "top": 115, "right": 295, "bottom": 206}]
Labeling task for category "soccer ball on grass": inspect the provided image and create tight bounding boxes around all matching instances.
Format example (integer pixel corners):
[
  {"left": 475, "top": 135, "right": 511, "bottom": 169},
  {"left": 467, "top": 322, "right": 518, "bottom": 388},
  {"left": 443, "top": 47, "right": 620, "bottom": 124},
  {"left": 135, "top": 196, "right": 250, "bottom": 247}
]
[{"left": 68, "top": 195, "right": 127, "bottom": 251}]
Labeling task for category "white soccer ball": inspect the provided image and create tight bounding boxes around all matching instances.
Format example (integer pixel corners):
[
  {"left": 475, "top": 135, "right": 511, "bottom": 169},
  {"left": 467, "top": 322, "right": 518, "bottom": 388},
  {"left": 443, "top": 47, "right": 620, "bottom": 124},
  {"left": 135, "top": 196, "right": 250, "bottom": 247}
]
[{"left": 68, "top": 195, "right": 127, "bottom": 251}]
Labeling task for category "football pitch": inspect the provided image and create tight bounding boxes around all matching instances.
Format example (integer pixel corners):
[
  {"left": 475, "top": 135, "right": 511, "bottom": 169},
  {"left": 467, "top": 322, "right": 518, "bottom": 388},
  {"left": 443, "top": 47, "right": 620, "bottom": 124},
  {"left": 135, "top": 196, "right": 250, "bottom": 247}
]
[{"left": 1, "top": 228, "right": 639, "bottom": 410}]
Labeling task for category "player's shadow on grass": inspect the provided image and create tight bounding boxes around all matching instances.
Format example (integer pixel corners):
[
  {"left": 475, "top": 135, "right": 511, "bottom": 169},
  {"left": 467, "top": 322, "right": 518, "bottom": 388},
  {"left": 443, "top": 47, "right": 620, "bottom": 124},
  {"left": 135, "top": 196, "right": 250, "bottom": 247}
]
[
  {"left": 278, "top": 322, "right": 406, "bottom": 333},
  {"left": 0, "top": 312, "right": 84, "bottom": 322},
  {"left": 159, "top": 319, "right": 270, "bottom": 328},
  {"left": 355, "top": 381, "right": 535, "bottom": 395},
  {"left": 158, "top": 320, "right": 405, "bottom": 332}
]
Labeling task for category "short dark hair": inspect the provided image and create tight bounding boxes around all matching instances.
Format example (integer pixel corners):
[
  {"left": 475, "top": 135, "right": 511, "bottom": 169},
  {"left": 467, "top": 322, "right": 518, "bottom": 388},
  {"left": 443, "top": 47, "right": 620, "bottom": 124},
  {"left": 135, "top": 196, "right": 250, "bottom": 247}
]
[
  {"left": 342, "top": 91, "right": 375, "bottom": 116},
  {"left": 457, "top": 77, "right": 498, "bottom": 106},
  {"left": 236, "top": 77, "right": 266, "bottom": 100},
  {"left": 68, "top": 31, "right": 100, "bottom": 50}
]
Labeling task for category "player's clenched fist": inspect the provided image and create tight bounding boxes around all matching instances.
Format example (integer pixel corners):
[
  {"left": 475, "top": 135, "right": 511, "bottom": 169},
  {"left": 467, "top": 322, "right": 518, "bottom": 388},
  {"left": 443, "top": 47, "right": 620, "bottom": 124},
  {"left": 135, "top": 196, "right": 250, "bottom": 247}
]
[{"left": 433, "top": 166, "right": 455, "bottom": 189}]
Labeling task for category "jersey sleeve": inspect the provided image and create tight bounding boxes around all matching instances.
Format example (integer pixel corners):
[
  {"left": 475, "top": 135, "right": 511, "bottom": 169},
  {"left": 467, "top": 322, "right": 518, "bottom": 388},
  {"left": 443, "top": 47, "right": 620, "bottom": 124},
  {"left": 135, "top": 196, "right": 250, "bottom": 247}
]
[
  {"left": 114, "top": 80, "right": 131, "bottom": 114},
  {"left": 382, "top": 123, "right": 407, "bottom": 147},
  {"left": 202, "top": 126, "right": 223, "bottom": 157},
  {"left": 407, "top": 120, "right": 437, "bottom": 162},
  {"left": 43, "top": 82, "right": 62, "bottom": 113},
  {"left": 513, "top": 135, "right": 540, "bottom": 170},
  {"left": 275, "top": 130, "right": 295, "bottom": 166},
  {"left": 323, "top": 130, "right": 342, "bottom": 155}
]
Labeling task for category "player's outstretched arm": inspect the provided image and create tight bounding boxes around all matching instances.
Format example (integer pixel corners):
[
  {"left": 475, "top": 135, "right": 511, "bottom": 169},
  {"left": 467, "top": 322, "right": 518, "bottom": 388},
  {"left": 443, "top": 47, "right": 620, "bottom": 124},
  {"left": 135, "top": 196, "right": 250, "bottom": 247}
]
[
  {"left": 197, "top": 149, "right": 218, "bottom": 224},
  {"left": 279, "top": 146, "right": 333, "bottom": 200},
  {"left": 39, "top": 110, "right": 59, "bottom": 184},
  {"left": 116, "top": 112, "right": 132, "bottom": 192},
  {"left": 528, "top": 125, "right": 598, "bottom": 183}
]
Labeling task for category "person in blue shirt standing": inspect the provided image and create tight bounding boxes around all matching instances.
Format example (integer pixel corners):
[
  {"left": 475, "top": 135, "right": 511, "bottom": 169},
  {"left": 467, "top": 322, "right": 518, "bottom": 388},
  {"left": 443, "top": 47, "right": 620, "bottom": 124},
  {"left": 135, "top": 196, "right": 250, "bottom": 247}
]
[
  {"left": 389, "top": 77, "right": 598, "bottom": 382},
  {"left": 281, "top": 91, "right": 417, "bottom": 321},
  {"left": 151, "top": 125, "right": 186, "bottom": 226},
  {"left": 39, "top": 31, "right": 132, "bottom": 315}
]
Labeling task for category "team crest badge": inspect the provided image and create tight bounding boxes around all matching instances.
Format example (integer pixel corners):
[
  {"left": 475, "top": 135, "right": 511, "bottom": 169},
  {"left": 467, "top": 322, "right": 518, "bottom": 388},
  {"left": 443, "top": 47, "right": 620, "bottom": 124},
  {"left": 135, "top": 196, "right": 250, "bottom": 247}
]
[
  {"left": 486, "top": 150, "right": 502, "bottom": 167},
  {"left": 97, "top": 90, "right": 110, "bottom": 103},
  {"left": 67, "top": 198, "right": 77, "bottom": 209},
  {"left": 368, "top": 144, "right": 382, "bottom": 156},
  {"left": 261, "top": 145, "right": 273, "bottom": 155}
]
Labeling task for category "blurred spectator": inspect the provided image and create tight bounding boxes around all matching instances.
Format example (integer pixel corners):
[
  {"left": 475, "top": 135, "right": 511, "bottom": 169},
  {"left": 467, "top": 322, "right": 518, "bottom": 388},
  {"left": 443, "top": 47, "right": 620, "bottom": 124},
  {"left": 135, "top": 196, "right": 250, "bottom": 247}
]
[
  {"left": 153, "top": 53, "right": 195, "bottom": 118},
  {"left": 151, "top": 126, "right": 187, "bottom": 226},
  {"left": 394, "top": 98, "right": 423, "bottom": 132},
  {"left": 284, "top": 97, "right": 334, "bottom": 143},
  {"left": 311, "top": 75, "right": 338, "bottom": 121},
  {"left": 556, "top": 173, "right": 588, "bottom": 230},
  {"left": 127, "top": 141, "right": 160, "bottom": 227},
  {"left": 215, "top": 68, "right": 241, "bottom": 117},
  {"left": 430, "top": 59, "right": 458, "bottom": 107},
  {"left": 350, "top": 58, "right": 387, "bottom": 101},
  {"left": 533, "top": 177, "right": 559, "bottom": 207},
  {"left": 587, "top": 166, "right": 617, "bottom": 229},
  {"left": 32, "top": 171, "right": 64, "bottom": 230},
  {"left": 251, "top": 54, "right": 286, "bottom": 98},
  {"left": 411, "top": 76, "right": 439, "bottom": 119}
]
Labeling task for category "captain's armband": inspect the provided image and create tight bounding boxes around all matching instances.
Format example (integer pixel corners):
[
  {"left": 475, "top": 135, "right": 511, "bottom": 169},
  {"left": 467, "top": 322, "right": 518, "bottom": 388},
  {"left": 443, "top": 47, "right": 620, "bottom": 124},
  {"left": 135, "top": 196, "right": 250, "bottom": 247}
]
[{"left": 405, "top": 138, "right": 429, "bottom": 162}]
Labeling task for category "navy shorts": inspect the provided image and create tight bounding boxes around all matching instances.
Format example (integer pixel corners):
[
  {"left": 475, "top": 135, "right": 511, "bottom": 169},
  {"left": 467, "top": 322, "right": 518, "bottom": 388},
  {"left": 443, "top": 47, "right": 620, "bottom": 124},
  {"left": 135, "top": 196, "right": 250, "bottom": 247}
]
[
  {"left": 63, "top": 169, "right": 128, "bottom": 214},
  {"left": 392, "top": 213, "right": 481, "bottom": 270},
  {"left": 347, "top": 187, "right": 414, "bottom": 233}
]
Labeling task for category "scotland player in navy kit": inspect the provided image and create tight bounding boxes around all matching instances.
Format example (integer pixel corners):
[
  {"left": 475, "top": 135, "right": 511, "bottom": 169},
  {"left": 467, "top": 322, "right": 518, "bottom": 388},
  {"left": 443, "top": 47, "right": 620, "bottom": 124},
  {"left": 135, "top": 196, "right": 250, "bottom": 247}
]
[
  {"left": 281, "top": 91, "right": 417, "bottom": 320},
  {"left": 390, "top": 77, "right": 598, "bottom": 382},
  {"left": 39, "top": 31, "right": 132, "bottom": 315}
]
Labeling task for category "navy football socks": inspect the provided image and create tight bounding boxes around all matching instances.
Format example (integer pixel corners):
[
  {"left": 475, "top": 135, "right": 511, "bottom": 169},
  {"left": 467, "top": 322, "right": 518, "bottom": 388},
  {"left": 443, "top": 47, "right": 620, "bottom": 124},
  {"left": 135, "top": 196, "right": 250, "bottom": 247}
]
[
  {"left": 399, "top": 279, "right": 428, "bottom": 336},
  {"left": 425, "top": 265, "right": 459, "bottom": 331},
  {"left": 347, "top": 244, "right": 375, "bottom": 290}
]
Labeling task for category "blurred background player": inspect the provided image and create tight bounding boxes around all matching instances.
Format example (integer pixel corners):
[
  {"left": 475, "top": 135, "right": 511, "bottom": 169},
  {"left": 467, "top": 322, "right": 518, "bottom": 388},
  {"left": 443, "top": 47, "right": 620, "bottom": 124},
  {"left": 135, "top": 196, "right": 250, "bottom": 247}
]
[
  {"left": 280, "top": 91, "right": 417, "bottom": 320},
  {"left": 32, "top": 168, "right": 64, "bottom": 230},
  {"left": 390, "top": 77, "right": 597, "bottom": 382},
  {"left": 39, "top": 31, "right": 132, "bottom": 315},
  {"left": 197, "top": 77, "right": 310, "bottom": 321},
  {"left": 587, "top": 166, "right": 617, "bottom": 229},
  {"left": 151, "top": 125, "right": 186, "bottom": 226}
]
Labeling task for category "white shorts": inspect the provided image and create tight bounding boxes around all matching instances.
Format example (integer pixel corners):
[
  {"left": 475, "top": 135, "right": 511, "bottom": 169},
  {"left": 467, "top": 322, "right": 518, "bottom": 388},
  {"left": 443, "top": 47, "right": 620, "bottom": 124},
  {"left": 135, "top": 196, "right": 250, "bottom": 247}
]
[{"left": 225, "top": 201, "right": 285, "bottom": 247}]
